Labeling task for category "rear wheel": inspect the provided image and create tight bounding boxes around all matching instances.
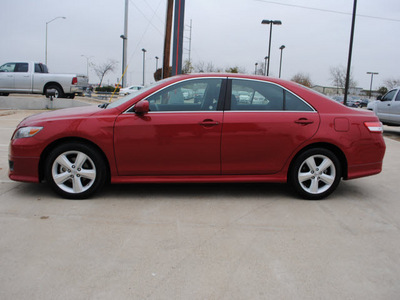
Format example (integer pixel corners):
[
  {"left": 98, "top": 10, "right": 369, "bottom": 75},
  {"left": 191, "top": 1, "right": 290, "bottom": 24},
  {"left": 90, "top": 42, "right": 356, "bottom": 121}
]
[
  {"left": 45, "top": 85, "right": 64, "bottom": 98},
  {"left": 289, "top": 148, "right": 341, "bottom": 200},
  {"left": 45, "top": 143, "right": 106, "bottom": 199}
]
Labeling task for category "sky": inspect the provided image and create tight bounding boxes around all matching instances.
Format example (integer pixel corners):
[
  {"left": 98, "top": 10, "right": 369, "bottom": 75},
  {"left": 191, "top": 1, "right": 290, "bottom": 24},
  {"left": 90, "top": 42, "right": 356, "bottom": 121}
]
[{"left": 1, "top": 0, "right": 399, "bottom": 90}]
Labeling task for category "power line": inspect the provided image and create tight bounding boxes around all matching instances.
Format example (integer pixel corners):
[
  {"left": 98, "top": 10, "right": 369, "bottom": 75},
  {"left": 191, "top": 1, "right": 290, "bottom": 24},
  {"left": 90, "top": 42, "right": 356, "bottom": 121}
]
[{"left": 254, "top": 0, "right": 400, "bottom": 23}]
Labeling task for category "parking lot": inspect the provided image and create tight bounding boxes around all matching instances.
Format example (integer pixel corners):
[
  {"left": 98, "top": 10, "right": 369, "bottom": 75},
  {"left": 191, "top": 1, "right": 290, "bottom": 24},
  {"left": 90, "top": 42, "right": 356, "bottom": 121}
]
[{"left": 1, "top": 103, "right": 400, "bottom": 299}]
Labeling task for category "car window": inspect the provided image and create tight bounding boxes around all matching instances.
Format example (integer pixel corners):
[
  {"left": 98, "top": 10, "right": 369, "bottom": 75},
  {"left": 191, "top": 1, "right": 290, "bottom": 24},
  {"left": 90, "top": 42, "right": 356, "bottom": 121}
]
[
  {"left": 395, "top": 90, "right": 400, "bottom": 101},
  {"left": 14, "top": 63, "right": 28, "bottom": 72},
  {"left": 381, "top": 89, "right": 396, "bottom": 101},
  {"left": 230, "top": 79, "right": 312, "bottom": 111},
  {"left": 147, "top": 78, "right": 222, "bottom": 111},
  {"left": 0, "top": 63, "right": 16, "bottom": 72}
]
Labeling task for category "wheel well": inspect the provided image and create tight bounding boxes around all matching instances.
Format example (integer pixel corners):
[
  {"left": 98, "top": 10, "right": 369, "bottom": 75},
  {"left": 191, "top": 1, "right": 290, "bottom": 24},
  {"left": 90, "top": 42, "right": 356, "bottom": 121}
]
[
  {"left": 38, "top": 137, "right": 111, "bottom": 183},
  {"left": 288, "top": 143, "right": 348, "bottom": 180},
  {"left": 43, "top": 82, "right": 64, "bottom": 94}
]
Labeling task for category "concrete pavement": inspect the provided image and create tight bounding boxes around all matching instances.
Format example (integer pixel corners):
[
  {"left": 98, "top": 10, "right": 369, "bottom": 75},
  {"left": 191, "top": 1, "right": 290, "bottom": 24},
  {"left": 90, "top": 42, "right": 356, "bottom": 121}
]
[{"left": 0, "top": 109, "right": 399, "bottom": 300}]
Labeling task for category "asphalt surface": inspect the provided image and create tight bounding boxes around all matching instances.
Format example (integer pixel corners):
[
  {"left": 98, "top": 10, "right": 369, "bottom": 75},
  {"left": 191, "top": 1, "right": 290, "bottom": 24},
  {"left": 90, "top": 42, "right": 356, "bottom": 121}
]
[{"left": 1, "top": 97, "right": 400, "bottom": 299}]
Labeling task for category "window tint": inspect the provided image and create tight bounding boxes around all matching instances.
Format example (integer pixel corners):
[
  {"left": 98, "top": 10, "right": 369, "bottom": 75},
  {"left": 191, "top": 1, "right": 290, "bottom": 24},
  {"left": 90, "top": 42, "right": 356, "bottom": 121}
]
[
  {"left": 285, "top": 91, "right": 313, "bottom": 111},
  {"left": 146, "top": 78, "right": 222, "bottom": 111},
  {"left": 231, "top": 79, "right": 283, "bottom": 110},
  {"left": 230, "top": 79, "right": 312, "bottom": 111},
  {"left": 382, "top": 90, "right": 396, "bottom": 101},
  {"left": 395, "top": 90, "right": 400, "bottom": 101},
  {"left": 15, "top": 63, "right": 28, "bottom": 72},
  {"left": 35, "top": 63, "right": 48, "bottom": 73},
  {"left": 0, "top": 63, "right": 16, "bottom": 72}
]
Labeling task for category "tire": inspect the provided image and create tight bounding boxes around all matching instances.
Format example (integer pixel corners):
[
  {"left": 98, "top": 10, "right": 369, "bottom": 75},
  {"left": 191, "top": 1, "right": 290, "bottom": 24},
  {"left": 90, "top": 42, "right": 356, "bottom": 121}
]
[
  {"left": 66, "top": 93, "right": 75, "bottom": 99},
  {"left": 45, "top": 143, "right": 106, "bottom": 199},
  {"left": 289, "top": 148, "right": 341, "bottom": 200},
  {"left": 45, "top": 85, "right": 64, "bottom": 98},
  {"left": 0, "top": 93, "right": 9, "bottom": 96}
]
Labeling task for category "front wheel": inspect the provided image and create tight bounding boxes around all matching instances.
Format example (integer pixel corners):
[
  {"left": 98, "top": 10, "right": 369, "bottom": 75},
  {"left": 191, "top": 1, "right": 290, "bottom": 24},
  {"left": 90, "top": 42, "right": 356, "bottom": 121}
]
[
  {"left": 289, "top": 148, "right": 341, "bottom": 200},
  {"left": 45, "top": 143, "right": 106, "bottom": 199}
]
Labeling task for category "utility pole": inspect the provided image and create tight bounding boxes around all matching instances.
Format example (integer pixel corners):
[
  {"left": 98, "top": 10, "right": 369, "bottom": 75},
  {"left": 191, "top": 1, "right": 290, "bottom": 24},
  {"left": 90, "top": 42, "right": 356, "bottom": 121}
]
[
  {"left": 121, "top": 0, "right": 128, "bottom": 88},
  {"left": 163, "top": 0, "right": 174, "bottom": 79},
  {"left": 344, "top": 0, "right": 357, "bottom": 105},
  {"left": 172, "top": 0, "right": 185, "bottom": 76}
]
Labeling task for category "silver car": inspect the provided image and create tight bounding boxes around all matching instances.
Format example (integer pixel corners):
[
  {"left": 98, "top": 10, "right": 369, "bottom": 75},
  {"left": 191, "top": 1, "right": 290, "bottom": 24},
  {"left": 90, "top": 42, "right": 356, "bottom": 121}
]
[{"left": 368, "top": 87, "right": 400, "bottom": 126}]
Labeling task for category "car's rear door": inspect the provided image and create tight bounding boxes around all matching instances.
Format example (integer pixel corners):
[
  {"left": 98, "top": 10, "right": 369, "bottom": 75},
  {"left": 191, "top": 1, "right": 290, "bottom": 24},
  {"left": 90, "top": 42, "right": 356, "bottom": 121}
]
[
  {"left": 221, "top": 78, "right": 320, "bottom": 174},
  {"left": 114, "top": 78, "right": 226, "bottom": 175}
]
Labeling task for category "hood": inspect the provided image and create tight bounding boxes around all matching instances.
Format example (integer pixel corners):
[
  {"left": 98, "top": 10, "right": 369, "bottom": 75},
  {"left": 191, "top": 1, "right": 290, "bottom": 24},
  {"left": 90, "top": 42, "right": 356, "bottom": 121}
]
[{"left": 19, "top": 105, "right": 102, "bottom": 127}]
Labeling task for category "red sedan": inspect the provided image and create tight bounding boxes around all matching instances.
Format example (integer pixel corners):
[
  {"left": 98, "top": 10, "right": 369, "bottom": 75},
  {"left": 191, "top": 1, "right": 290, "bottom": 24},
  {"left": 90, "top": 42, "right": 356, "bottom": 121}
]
[{"left": 9, "top": 74, "right": 386, "bottom": 199}]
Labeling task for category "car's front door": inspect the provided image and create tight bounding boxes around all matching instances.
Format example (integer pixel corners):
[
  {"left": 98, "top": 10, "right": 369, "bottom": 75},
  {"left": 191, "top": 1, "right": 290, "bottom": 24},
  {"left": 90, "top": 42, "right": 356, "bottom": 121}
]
[
  {"left": 221, "top": 79, "right": 320, "bottom": 174},
  {"left": 114, "top": 78, "right": 225, "bottom": 175}
]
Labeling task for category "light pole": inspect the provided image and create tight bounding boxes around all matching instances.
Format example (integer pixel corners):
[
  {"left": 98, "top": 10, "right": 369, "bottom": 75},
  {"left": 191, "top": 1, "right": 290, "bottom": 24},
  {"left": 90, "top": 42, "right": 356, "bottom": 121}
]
[
  {"left": 120, "top": 34, "right": 127, "bottom": 87},
  {"left": 367, "top": 72, "right": 379, "bottom": 98},
  {"left": 255, "top": 62, "right": 258, "bottom": 75},
  {"left": 81, "top": 55, "right": 93, "bottom": 78},
  {"left": 142, "top": 48, "right": 147, "bottom": 86},
  {"left": 279, "top": 45, "right": 285, "bottom": 78},
  {"left": 155, "top": 56, "right": 159, "bottom": 72},
  {"left": 45, "top": 16, "right": 66, "bottom": 65},
  {"left": 261, "top": 19, "right": 282, "bottom": 76},
  {"left": 264, "top": 56, "right": 268, "bottom": 76}
]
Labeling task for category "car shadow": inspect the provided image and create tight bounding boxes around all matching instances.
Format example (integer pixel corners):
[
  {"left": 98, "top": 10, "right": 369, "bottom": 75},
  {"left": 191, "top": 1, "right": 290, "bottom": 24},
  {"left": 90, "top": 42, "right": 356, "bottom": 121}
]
[
  {"left": 99, "top": 182, "right": 293, "bottom": 201},
  {"left": 383, "top": 128, "right": 400, "bottom": 142}
]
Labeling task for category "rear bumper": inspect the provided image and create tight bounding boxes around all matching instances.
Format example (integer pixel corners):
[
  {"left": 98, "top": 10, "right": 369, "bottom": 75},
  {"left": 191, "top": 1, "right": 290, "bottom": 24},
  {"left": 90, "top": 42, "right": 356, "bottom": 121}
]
[{"left": 347, "top": 161, "right": 383, "bottom": 180}]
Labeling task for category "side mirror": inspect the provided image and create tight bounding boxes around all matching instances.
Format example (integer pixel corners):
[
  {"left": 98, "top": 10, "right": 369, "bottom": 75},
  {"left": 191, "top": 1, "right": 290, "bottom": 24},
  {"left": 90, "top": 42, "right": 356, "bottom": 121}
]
[
  {"left": 134, "top": 100, "right": 149, "bottom": 114},
  {"left": 377, "top": 96, "right": 382, "bottom": 100}
]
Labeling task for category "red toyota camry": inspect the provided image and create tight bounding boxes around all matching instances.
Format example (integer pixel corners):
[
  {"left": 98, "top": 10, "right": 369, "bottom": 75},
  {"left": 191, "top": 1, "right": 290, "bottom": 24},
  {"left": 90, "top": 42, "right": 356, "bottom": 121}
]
[{"left": 9, "top": 74, "right": 386, "bottom": 199}]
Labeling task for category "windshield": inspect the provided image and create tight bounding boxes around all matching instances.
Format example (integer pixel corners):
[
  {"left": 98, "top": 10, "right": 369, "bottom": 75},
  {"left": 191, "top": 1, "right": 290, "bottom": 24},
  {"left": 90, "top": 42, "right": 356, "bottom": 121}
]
[{"left": 107, "top": 77, "right": 176, "bottom": 109}]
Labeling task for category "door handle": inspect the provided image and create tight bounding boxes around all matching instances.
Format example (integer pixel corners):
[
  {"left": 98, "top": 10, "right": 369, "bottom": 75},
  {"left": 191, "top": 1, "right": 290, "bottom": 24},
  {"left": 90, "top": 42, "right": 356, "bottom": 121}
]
[
  {"left": 199, "top": 119, "right": 220, "bottom": 127},
  {"left": 295, "top": 118, "right": 314, "bottom": 125}
]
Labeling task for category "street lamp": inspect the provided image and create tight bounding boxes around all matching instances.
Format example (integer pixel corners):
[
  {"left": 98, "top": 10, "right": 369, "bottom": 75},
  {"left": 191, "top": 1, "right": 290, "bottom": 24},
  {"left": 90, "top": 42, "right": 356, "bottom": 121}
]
[
  {"left": 255, "top": 62, "right": 258, "bottom": 75},
  {"left": 279, "top": 45, "right": 285, "bottom": 78},
  {"left": 367, "top": 72, "right": 379, "bottom": 98},
  {"left": 261, "top": 19, "right": 282, "bottom": 76},
  {"left": 264, "top": 56, "right": 268, "bottom": 76},
  {"left": 81, "top": 55, "right": 93, "bottom": 78},
  {"left": 120, "top": 34, "right": 127, "bottom": 87},
  {"left": 45, "top": 16, "right": 66, "bottom": 65},
  {"left": 142, "top": 48, "right": 147, "bottom": 86},
  {"left": 155, "top": 56, "right": 159, "bottom": 72}
]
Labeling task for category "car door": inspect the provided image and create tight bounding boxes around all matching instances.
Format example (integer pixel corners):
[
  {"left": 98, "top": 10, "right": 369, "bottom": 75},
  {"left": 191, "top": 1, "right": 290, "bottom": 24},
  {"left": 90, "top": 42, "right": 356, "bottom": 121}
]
[
  {"left": 13, "top": 63, "right": 32, "bottom": 92},
  {"left": 388, "top": 89, "right": 400, "bottom": 124},
  {"left": 0, "top": 63, "right": 16, "bottom": 91},
  {"left": 114, "top": 78, "right": 225, "bottom": 175},
  {"left": 376, "top": 89, "right": 397, "bottom": 122},
  {"left": 221, "top": 79, "right": 320, "bottom": 175}
]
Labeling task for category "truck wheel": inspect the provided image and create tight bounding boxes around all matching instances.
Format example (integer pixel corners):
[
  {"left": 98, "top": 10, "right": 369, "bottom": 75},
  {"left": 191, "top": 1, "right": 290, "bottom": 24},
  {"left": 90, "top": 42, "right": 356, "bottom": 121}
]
[
  {"left": 0, "top": 93, "right": 9, "bottom": 96},
  {"left": 66, "top": 93, "right": 75, "bottom": 99},
  {"left": 45, "top": 85, "right": 64, "bottom": 98},
  {"left": 45, "top": 143, "right": 106, "bottom": 199}
]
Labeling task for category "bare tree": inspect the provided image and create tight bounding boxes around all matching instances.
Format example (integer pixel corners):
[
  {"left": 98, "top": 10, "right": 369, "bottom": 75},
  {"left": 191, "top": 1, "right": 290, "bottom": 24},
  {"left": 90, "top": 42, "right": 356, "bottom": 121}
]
[
  {"left": 330, "top": 65, "right": 357, "bottom": 92},
  {"left": 383, "top": 78, "right": 400, "bottom": 90},
  {"left": 291, "top": 73, "right": 312, "bottom": 87},
  {"left": 90, "top": 59, "right": 118, "bottom": 86}
]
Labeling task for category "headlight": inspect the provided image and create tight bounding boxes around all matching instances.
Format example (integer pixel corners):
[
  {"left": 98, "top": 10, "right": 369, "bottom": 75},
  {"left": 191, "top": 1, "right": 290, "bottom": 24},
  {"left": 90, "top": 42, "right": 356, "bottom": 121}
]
[{"left": 12, "top": 127, "right": 43, "bottom": 139}]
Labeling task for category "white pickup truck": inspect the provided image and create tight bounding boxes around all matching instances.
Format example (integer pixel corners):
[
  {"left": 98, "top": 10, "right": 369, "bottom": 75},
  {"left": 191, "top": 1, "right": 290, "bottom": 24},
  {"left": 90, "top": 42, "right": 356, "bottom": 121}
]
[
  {"left": 0, "top": 62, "right": 88, "bottom": 99},
  {"left": 367, "top": 86, "right": 400, "bottom": 126}
]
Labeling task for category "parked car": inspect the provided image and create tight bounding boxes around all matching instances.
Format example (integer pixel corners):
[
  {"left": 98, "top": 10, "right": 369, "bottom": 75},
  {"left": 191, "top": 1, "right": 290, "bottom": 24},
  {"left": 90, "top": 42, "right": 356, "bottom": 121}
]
[
  {"left": 0, "top": 61, "right": 88, "bottom": 98},
  {"left": 368, "top": 87, "right": 400, "bottom": 126},
  {"left": 119, "top": 85, "right": 143, "bottom": 96},
  {"left": 9, "top": 74, "right": 386, "bottom": 200}
]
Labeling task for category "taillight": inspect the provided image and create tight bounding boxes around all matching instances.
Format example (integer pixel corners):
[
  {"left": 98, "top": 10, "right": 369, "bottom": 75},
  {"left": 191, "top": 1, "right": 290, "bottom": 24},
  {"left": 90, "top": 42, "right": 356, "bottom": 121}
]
[
  {"left": 72, "top": 77, "right": 78, "bottom": 85},
  {"left": 364, "top": 122, "right": 383, "bottom": 133}
]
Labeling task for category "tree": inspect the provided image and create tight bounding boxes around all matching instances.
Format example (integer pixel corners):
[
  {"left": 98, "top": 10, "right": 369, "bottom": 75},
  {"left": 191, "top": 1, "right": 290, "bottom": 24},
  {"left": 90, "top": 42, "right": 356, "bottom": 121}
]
[
  {"left": 182, "top": 60, "right": 194, "bottom": 74},
  {"left": 291, "top": 73, "right": 312, "bottom": 87},
  {"left": 330, "top": 65, "right": 357, "bottom": 92},
  {"left": 377, "top": 86, "right": 388, "bottom": 96},
  {"left": 90, "top": 59, "right": 118, "bottom": 87},
  {"left": 383, "top": 78, "right": 400, "bottom": 90}
]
